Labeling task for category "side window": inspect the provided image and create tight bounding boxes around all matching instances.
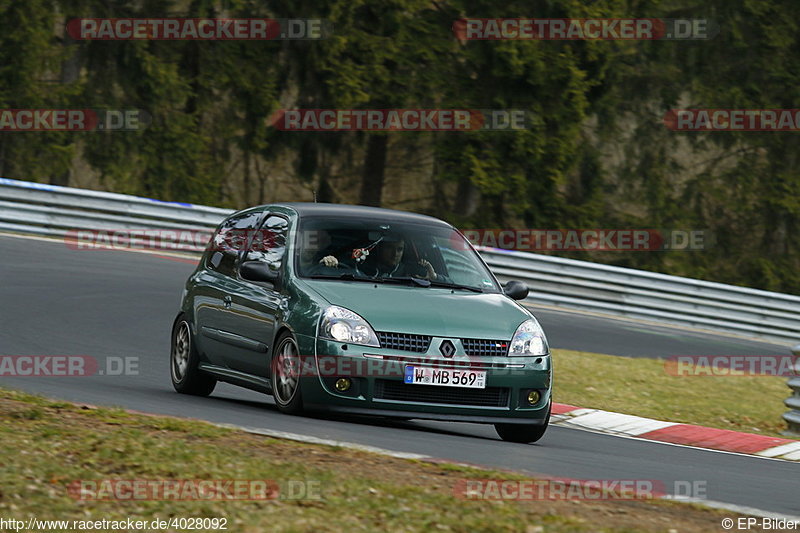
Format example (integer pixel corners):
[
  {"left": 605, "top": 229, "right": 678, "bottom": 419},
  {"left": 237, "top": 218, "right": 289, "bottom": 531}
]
[
  {"left": 208, "top": 211, "right": 262, "bottom": 276},
  {"left": 242, "top": 215, "right": 288, "bottom": 271}
]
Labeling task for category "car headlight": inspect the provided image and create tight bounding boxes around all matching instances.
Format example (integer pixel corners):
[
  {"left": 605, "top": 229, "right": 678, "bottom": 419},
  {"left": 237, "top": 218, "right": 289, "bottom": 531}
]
[
  {"left": 509, "top": 318, "right": 548, "bottom": 356},
  {"left": 320, "top": 306, "right": 380, "bottom": 347}
]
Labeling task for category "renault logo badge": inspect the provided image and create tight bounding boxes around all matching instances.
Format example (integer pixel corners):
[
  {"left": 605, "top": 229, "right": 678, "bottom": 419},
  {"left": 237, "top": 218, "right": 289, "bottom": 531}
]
[{"left": 439, "top": 340, "right": 455, "bottom": 358}]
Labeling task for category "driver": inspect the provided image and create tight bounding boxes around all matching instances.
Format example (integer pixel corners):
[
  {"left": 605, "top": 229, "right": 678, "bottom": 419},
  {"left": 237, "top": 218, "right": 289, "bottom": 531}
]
[
  {"left": 319, "top": 235, "right": 438, "bottom": 280},
  {"left": 300, "top": 228, "right": 333, "bottom": 267}
]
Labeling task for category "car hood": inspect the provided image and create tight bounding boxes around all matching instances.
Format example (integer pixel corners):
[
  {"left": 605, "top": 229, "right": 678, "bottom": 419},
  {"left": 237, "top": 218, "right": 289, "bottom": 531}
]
[{"left": 302, "top": 280, "right": 531, "bottom": 339}]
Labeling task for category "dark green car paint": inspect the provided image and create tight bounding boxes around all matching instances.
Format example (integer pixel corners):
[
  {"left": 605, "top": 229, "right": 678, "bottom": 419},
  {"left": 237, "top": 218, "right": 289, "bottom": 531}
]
[{"left": 177, "top": 203, "right": 551, "bottom": 425}]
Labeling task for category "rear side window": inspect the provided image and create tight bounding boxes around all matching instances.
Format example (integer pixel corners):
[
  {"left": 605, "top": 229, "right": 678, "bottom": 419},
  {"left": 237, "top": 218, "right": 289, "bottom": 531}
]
[{"left": 207, "top": 211, "right": 262, "bottom": 276}]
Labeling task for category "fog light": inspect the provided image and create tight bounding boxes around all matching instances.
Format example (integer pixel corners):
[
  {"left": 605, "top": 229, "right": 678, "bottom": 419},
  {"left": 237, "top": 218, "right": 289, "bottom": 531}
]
[
  {"left": 335, "top": 378, "right": 351, "bottom": 392},
  {"left": 527, "top": 390, "right": 541, "bottom": 405}
]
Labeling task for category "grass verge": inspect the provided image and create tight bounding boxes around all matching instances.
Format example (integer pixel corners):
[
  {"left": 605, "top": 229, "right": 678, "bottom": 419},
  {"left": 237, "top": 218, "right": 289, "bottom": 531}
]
[
  {"left": 0, "top": 387, "right": 765, "bottom": 532},
  {"left": 553, "top": 349, "right": 795, "bottom": 438}
]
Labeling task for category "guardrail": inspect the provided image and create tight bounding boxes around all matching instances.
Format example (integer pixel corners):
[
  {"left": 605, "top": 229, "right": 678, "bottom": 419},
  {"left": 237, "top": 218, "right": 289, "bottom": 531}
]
[
  {"left": 483, "top": 248, "right": 800, "bottom": 344},
  {"left": 2, "top": 176, "right": 800, "bottom": 347},
  {"left": 785, "top": 345, "right": 800, "bottom": 436},
  {"left": 0, "top": 177, "right": 231, "bottom": 244}
]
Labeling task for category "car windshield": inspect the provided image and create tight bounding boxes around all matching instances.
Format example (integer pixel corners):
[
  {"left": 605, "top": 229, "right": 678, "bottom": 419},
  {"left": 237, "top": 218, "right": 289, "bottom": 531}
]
[{"left": 295, "top": 216, "right": 500, "bottom": 293}]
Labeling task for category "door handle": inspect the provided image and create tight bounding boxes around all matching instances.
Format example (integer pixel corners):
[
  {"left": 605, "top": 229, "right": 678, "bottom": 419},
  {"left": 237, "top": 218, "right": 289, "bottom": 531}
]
[{"left": 223, "top": 295, "right": 232, "bottom": 309}]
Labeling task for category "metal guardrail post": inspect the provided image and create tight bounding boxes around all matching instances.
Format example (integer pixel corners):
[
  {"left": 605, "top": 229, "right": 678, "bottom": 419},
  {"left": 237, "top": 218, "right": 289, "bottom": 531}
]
[{"left": 784, "top": 344, "right": 800, "bottom": 436}]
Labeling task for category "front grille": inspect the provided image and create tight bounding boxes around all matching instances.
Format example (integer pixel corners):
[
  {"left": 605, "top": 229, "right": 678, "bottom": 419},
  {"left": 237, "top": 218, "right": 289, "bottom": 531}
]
[
  {"left": 461, "top": 338, "right": 510, "bottom": 357},
  {"left": 374, "top": 379, "right": 509, "bottom": 408},
  {"left": 377, "top": 331, "right": 431, "bottom": 353}
]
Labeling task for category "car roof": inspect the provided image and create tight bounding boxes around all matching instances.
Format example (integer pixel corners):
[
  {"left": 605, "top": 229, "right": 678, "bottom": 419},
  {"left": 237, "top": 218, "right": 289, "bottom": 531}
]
[{"left": 268, "top": 202, "right": 453, "bottom": 228}]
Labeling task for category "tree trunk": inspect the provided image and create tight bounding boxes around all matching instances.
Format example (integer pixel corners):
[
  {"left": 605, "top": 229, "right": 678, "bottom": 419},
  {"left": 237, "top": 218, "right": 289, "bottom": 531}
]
[
  {"left": 49, "top": 18, "right": 82, "bottom": 187},
  {"left": 454, "top": 176, "right": 480, "bottom": 217},
  {"left": 358, "top": 134, "right": 388, "bottom": 206}
]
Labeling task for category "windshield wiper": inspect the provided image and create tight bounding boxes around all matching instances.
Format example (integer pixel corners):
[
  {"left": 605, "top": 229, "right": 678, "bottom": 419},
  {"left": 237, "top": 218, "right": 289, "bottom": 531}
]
[
  {"left": 426, "top": 280, "right": 484, "bottom": 293},
  {"left": 308, "top": 273, "right": 431, "bottom": 288},
  {"left": 378, "top": 276, "right": 432, "bottom": 287},
  {"left": 374, "top": 276, "right": 484, "bottom": 292},
  {"left": 308, "top": 273, "right": 372, "bottom": 282}
]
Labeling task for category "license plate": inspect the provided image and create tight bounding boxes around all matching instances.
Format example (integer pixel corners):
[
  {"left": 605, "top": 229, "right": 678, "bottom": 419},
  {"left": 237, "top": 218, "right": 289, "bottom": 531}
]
[{"left": 404, "top": 366, "right": 486, "bottom": 389}]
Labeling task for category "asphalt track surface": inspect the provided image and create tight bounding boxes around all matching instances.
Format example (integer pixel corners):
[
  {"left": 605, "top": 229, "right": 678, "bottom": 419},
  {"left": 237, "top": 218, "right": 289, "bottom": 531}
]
[{"left": 1, "top": 234, "right": 798, "bottom": 518}]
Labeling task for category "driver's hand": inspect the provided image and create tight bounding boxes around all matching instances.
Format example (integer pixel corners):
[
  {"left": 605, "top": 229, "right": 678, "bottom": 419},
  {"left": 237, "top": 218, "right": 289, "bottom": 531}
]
[
  {"left": 419, "top": 259, "right": 436, "bottom": 280},
  {"left": 320, "top": 255, "right": 339, "bottom": 267}
]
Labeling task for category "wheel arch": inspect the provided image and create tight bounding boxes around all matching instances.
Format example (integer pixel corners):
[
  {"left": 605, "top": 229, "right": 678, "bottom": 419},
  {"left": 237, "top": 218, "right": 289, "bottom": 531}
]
[{"left": 271, "top": 324, "right": 296, "bottom": 357}]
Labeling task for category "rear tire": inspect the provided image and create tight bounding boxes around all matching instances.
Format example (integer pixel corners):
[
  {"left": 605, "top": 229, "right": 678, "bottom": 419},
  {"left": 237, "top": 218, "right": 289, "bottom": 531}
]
[
  {"left": 170, "top": 316, "right": 216, "bottom": 396},
  {"left": 271, "top": 331, "right": 304, "bottom": 415}
]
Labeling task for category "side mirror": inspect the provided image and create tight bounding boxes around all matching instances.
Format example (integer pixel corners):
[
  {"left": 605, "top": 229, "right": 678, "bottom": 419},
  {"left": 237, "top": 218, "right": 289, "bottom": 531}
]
[
  {"left": 240, "top": 261, "right": 279, "bottom": 283},
  {"left": 503, "top": 280, "right": 529, "bottom": 301}
]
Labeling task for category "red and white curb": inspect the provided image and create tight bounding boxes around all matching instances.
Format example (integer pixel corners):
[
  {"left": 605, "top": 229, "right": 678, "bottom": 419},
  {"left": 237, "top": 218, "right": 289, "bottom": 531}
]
[{"left": 551, "top": 403, "right": 800, "bottom": 461}]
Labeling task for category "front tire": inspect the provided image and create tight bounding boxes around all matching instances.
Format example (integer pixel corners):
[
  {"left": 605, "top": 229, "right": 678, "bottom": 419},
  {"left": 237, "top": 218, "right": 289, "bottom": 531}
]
[
  {"left": 171, "top": 316, "right": 216, "bottom": 396},
  {"left": 494, "top": 422, "right": 548, "bottom": 443},
  {"left": 271, "top": 331, "right": 304, "bottom": 415},
  {"left": 495, "top": 404, "right": 550, "bottom": 443}
]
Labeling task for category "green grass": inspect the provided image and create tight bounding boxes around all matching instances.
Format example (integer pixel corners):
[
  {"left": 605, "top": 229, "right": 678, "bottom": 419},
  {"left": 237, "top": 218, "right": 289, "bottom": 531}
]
[
  {"left": 553, "top": 349, "right": 795, "bottom": 438},
  {"left": 0, "top": 388, "right": 744, "bottom": 532}
]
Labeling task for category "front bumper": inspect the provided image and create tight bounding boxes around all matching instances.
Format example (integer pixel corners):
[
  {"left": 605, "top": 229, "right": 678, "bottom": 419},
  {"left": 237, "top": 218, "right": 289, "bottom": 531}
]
[{"left": 294, "top": 334, "right": 552, "bottom": 424}]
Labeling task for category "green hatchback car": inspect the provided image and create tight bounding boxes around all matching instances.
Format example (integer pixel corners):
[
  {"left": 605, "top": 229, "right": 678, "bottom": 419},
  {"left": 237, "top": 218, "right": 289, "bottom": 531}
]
[{"left": 171, "top": 203, "right": 552, "bottom": 443}]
